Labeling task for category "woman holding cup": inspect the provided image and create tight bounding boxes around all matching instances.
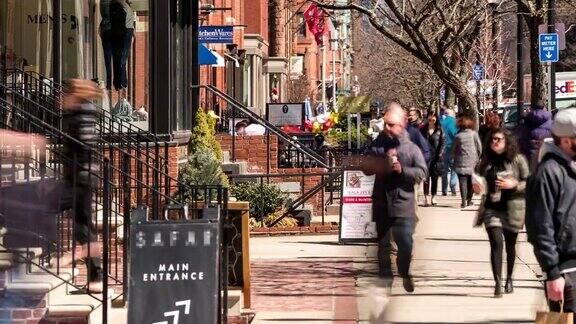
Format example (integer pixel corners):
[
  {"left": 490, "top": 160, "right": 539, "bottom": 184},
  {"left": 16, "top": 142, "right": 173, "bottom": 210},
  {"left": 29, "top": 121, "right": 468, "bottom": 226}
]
[{"left": 475, "top": 129, "right": 529, "bottom": 297}]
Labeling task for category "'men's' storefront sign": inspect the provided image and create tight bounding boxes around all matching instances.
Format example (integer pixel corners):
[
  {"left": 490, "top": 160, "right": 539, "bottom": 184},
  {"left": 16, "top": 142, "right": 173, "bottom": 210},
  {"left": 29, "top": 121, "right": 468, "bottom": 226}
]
[{"left": 198, "top": 26, "right": 234, "bottom": 43}]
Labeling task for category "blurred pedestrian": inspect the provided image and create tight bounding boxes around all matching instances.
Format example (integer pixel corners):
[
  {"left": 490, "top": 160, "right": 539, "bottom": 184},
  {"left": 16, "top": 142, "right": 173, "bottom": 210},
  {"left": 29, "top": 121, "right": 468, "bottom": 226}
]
[
  {"left": 421, "top": 110, "right": 445, "bottom": 206},
  {"left": 408, "top": 108, "right": 424, "bottom": 129},
  {"left": 475, "top": 129, "right": 529, "bottom": 297},
  {"left": 453, "top": 113, "right": 482, "bottom": 209},
  {"left": 363, "top": 104, "right": 427, "bottom": 293},
  {"left": 440, "top": 108, "right": 458, "bottom": 196},
  {"left": 0, "top": 79, "right": 104, "bottom": 292},
  {"left": 479, "top": 111, "right": 501, "bottom": 146},
  {"left": 517, "top": 102, "right": 552, "bottom": 171},
  {"left": 60, "top": 79, "right": 104, "bottom": 293},
  {"left": 526, "top": 108, "right": 576, "bottom": 312}
]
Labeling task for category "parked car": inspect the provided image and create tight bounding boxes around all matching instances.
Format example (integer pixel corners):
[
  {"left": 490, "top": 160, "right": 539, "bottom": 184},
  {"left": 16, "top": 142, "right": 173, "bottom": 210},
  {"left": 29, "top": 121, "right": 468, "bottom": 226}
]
[{"left": 498, "top": 104, "right": 530, "bottom": 130}]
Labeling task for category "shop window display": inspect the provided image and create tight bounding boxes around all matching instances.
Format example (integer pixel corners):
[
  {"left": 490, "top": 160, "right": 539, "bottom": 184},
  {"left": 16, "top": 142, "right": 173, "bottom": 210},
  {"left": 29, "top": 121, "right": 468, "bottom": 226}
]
[{"left": 0, "top": 0, "right": 150, "bottom": 130}]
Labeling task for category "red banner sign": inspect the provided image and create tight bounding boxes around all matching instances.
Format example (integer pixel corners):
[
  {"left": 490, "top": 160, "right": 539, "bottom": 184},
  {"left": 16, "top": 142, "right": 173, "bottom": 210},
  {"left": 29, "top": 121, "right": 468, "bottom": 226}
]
[{"left": 304, "top": 3, "right": 328, "bottom": 46}]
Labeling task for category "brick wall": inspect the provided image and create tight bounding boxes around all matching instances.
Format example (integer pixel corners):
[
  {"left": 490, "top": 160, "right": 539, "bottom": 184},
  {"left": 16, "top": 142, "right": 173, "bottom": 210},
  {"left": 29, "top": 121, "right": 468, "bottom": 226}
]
[
  {"left": 217, "top": 135, "right": 278, "bottom": 173},
  {"left": 0, "top": 292, "right": 47, "bottom": 323},
  {"left": 244, "top": 0, "right": 269, "bottom": 42},
  {"left": 217, "top": 134, "right": 329, "bottom": 215},
  {"left": 134, "top": 16, "right": 148, "bottom": 110}
]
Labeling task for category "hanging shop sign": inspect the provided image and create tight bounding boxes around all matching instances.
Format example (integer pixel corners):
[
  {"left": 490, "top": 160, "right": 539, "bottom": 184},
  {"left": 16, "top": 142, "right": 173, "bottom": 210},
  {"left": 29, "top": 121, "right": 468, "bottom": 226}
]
[{"left": 199, "top": 26, "right": 234, "bottom": 43}]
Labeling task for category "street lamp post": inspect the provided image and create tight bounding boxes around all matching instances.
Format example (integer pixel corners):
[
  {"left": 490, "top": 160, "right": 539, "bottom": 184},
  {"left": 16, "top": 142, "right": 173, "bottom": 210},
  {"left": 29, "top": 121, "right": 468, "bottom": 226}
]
[
  {"left": 330, "top": 26, "right": 339, "bottom": 113},
  {"left": 488, "top": 0, "right": 500, "bottom": 111}
]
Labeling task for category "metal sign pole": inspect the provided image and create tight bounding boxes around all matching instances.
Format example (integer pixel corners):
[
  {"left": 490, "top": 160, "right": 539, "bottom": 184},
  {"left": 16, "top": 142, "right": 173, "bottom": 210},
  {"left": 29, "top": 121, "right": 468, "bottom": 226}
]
[
  {"left": 347, "top": 113, "right": 352, "bottom": 150},
  {"left": 322, "top": 42, "right": 327, "bottom": 113}
]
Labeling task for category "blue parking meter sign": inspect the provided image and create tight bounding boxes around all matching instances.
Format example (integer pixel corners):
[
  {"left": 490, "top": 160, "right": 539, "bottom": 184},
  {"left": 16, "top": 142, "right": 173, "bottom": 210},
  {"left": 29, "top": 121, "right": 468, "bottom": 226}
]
[
  {"left": 539, "top": 33, "right": 559, "bottom": 63},
  {"left": 472, "top": 64, "right": 484, "bottom": 81}
]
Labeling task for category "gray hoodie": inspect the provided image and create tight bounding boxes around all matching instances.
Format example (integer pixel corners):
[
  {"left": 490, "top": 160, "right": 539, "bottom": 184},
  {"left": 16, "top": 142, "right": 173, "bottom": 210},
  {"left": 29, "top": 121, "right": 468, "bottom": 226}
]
[{"left": 526, "top": 141, "right": 576, "bottom": 280}]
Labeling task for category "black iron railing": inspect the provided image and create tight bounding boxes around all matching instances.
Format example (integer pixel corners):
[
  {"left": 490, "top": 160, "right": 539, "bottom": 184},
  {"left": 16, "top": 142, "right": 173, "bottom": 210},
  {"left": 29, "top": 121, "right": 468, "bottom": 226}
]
[
  {"left": 1, "top": 68, "right": 172, "bottom": 177},
  {"left": 0, "top": 96, "right": 229, "bottom": 323},
  {"left": 197, "top": 85, "right": 329, "bottom": 169}
]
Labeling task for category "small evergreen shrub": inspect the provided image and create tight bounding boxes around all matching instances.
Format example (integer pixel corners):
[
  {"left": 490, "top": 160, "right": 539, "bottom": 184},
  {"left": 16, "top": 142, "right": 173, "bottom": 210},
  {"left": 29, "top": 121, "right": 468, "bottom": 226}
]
[
  {"left": 179, "top": 109, "right": 228, "bottom": 202},
  {"left": 232, "top": 181, "right": 289, "bottom": 222}
]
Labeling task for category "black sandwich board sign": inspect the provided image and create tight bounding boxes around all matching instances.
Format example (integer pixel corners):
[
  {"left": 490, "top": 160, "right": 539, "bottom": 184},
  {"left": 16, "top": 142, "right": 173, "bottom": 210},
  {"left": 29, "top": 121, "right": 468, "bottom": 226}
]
[{"left": 127, "top": 211, "right": 220, "bottom": 324}]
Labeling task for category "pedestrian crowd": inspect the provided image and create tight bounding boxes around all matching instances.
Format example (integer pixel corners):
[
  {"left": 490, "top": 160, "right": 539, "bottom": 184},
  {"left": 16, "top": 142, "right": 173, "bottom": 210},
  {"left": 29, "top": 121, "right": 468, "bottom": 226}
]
[{"left": 364, "top": 101, "right": 576, "bottom": 314}]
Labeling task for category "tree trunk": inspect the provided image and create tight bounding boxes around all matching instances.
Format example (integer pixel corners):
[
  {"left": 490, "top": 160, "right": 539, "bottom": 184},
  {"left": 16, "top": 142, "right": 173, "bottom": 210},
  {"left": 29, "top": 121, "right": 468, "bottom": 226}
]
[
  {"left": 432, "top": 65, "right": 476, "bottom": 113},
  {"left": 525, "top": 9, "right": 547, "bottom": 109}
]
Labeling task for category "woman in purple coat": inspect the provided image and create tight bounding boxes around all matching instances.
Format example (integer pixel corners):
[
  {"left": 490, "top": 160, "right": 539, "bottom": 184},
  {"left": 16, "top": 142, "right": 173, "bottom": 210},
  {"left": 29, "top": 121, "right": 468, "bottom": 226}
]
[{"left": 517, "top": 105, "right": 553, "bottom": 170}]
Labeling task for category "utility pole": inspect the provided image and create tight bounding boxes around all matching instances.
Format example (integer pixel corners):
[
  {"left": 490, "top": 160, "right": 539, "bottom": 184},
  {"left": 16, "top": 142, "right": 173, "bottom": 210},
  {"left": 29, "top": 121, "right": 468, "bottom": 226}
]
[
  {"left": 548, "top": 0, "right": 556, "bottom": 111},
  {"left": 321, "top": 38, "right": 327, "bottom": 114},
  {"left": 330, "top": 25, "right": 339, "bottom": 112},
  {"left": 475, "top": 55, "right": 482, "bottom": 114}
]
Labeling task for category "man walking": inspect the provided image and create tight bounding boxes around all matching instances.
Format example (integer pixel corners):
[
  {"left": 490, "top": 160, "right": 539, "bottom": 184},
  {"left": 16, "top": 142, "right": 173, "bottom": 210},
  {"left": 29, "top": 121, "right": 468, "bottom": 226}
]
[
  {"left": 363, "top": 105, "right": 428, "bottom": 292},
  {"left": 526, "top": 108, "right": 576, "bottom": 312},
  {"left": 440, "top": 108, "right": 458, "bottom": 195},
  {"left": 408, "top": 108, "right": 424, "bottom": 129}
]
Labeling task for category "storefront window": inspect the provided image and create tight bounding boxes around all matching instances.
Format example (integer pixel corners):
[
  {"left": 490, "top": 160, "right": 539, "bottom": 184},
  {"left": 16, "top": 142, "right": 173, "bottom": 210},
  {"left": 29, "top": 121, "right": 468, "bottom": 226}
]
[{"left": 0, "top": 0, "right": 150, "bottom": 131}]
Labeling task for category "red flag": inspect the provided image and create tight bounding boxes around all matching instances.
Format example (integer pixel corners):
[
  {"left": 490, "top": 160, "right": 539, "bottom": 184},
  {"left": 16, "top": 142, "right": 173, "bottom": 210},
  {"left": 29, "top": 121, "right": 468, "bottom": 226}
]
[{"left": 304, "top": 3, "right": 328, "bottom": 46}]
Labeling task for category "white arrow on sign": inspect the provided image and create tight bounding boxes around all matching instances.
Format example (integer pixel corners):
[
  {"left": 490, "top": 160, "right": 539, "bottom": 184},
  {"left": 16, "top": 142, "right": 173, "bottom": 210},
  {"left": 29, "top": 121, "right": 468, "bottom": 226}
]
[
  {"left": 546, "top": 52, "right": 553, "bottom": 59},
  {"left": 175, "top": 300, "right": 191, "bottom": 315},
  {"left": 163, "top": 311, "right": 180, "bottom": 324},
  {"left": 151, "top": 300, "right": 191, "bottom": 324}
]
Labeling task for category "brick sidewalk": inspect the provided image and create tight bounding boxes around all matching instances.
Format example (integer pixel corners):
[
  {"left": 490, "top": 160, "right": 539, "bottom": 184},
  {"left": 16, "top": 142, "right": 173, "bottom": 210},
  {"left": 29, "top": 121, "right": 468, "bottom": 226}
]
[{"left": 251, "top": 259, "right": 359, "bottom": 323}]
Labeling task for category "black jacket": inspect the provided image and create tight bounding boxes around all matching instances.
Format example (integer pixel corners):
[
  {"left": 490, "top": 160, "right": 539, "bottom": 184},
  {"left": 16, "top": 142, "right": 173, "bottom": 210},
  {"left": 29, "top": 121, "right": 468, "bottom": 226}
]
[
  {"left": 407, "top": 123, "right": 431, "bottom": 163},
  {"left": 420, "top": 125, "right": 445, "bottom": 173},
  {"left": 525, "top": 142, "right": 576, "bottom": 280}
]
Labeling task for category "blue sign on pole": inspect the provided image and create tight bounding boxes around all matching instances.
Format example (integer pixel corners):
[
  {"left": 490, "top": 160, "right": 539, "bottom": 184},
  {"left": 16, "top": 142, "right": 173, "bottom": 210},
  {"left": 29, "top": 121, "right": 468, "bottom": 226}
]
[
  {"left": 472, "top": 64, "right": 484, "bottom": 81},
  {"left": 539, "top": 33, "right": 559, "bottom": 63},
  {"left": 198, "top": 26, "right": 234, "bottom": 43}
]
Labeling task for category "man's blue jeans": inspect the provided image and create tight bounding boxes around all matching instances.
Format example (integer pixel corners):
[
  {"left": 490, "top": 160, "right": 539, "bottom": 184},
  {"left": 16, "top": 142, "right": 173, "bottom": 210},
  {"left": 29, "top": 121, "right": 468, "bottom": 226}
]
[
  {"left": 442, "top": 149, "right": 457, "bottom": 194},
  {"left": 377, "top": 217, "right": 414, "bottom": 278}
]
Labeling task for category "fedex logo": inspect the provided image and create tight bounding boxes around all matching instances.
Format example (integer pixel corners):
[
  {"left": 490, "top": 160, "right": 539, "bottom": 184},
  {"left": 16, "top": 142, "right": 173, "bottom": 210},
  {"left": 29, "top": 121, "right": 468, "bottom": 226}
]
[{"left": 556, "top": 80, "right": 576, "bottom": 98}]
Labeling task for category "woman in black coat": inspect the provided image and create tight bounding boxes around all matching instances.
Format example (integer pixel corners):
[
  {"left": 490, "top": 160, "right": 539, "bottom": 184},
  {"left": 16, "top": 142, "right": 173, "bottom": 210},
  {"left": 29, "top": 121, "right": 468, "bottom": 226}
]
[{"left": 421, "top": 110, "right": 445, "bottom": 206}]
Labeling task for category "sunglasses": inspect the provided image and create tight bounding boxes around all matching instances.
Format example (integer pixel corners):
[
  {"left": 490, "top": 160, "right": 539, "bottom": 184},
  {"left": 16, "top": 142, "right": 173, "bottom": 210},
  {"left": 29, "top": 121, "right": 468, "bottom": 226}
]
[{"left": 491, "top": 136, "right": 505, "bottom": 143}]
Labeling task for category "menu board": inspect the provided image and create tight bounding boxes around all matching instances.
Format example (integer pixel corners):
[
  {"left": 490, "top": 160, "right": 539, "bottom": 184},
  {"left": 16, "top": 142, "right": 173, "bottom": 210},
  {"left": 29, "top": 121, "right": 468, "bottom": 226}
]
[{"left": 338, "top": 170, "right": 377, "bottom": 243}]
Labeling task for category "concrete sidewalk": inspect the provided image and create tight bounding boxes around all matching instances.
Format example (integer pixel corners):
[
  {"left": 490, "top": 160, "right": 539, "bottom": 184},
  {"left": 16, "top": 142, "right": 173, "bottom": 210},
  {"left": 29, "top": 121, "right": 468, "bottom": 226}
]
[{"left": 249, "top": 195, "right": 547, "bottom": 323}]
